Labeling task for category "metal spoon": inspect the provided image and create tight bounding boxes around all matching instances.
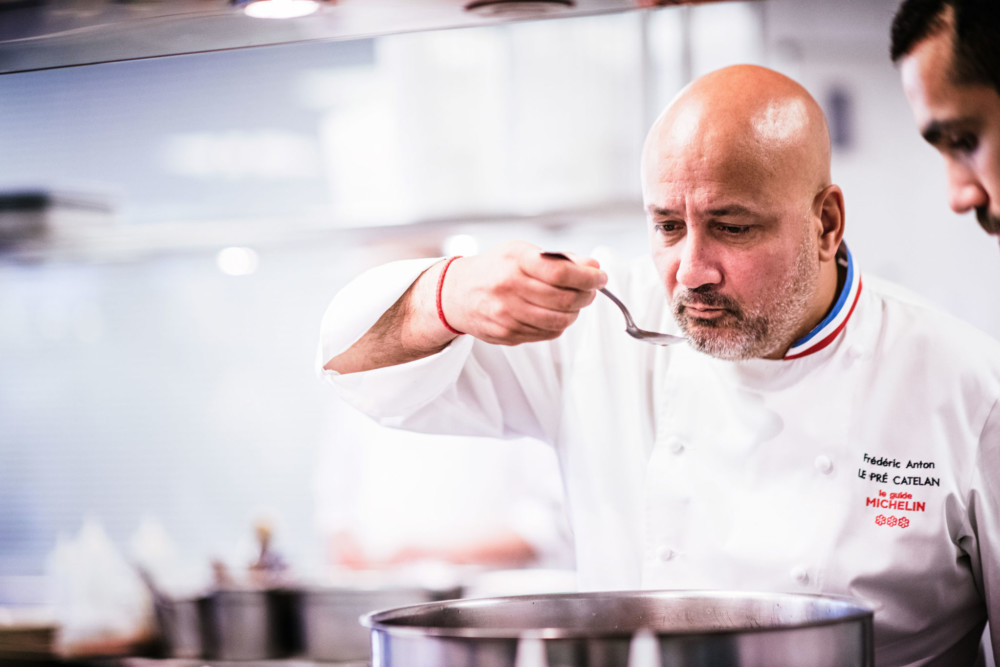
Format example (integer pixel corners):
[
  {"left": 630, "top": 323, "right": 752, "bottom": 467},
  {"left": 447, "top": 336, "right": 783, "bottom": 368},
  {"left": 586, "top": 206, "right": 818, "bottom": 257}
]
[{"left": 541, "top": 251, "right": 686, "bottom": 346}]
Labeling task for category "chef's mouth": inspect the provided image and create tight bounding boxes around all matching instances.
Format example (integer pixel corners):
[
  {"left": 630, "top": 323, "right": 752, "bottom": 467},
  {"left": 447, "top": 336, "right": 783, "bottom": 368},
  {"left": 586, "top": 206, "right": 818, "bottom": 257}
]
[
  {"left": 682, "top": 304, "right": 730, "bottom": 319},
  {"left": 673, "top": 288, "right": 742, "bottom": 323}
]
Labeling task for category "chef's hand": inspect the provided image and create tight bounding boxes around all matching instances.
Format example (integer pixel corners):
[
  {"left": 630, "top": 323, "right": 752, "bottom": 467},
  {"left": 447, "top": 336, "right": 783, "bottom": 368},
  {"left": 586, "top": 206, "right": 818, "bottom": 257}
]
[
  {"left": 440, "top": 241, "right": 607, "bottom": 345},
  {"left": 324, "top": 241, "right": 607, "bottom": 374}
]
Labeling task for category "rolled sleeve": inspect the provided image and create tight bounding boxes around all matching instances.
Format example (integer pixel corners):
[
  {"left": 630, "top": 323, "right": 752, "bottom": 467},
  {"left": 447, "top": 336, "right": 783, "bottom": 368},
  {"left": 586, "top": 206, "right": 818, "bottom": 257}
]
[
  {"left": 316, "top": 257, "right": 441, "bottom": 369},
  {"left": 323, "top": 335, "right": 475, "bottom": 422}
]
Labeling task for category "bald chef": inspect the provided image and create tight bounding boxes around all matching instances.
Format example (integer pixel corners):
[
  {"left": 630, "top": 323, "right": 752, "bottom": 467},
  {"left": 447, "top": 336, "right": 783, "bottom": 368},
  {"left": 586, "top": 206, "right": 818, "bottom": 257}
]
[{"left": 318, "top": 65, "right": 1000, "bottom": 666}]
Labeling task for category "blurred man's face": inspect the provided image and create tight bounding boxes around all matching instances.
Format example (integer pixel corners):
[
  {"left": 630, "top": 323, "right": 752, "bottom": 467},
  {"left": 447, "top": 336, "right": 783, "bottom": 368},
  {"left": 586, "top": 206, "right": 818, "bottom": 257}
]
[{"left": 900, "top": 26, "right": 1000, "bottom": 244}]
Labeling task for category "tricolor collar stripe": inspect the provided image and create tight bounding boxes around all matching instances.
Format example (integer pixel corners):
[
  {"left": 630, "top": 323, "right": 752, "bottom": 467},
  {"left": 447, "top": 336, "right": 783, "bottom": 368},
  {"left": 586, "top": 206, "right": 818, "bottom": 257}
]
[
  {"left": 784, "top": 245, "right": 862, "bottom": 360},
  {"left": 784, "top": 278, "right": 862, "bottom": 360}
]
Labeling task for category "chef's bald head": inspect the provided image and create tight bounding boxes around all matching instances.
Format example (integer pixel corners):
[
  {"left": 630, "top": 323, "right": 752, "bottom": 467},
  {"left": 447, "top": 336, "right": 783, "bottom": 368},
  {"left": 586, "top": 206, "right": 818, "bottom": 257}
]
[{"left": 641, "top": 65, "right": 832, "bottom": 203}]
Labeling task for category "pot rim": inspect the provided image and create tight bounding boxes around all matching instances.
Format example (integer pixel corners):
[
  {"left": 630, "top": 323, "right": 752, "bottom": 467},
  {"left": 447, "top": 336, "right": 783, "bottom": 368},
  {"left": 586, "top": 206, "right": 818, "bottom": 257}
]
[{"left": 361, "top": 589, "right": 875, "bottom": 640}]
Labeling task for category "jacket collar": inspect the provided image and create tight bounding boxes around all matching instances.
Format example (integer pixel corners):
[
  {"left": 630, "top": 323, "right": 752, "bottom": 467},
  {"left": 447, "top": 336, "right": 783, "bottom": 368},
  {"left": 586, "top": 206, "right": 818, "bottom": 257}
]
[{"left": 784, "top": 243, "right": 862, "bottom": 360}]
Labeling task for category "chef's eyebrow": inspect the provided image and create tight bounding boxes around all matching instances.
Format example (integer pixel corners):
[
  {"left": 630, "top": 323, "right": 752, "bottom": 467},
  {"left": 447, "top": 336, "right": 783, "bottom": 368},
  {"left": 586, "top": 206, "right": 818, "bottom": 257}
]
[
  {"left": 646, "top": 204, "right": 756, "bottom": 218},
  {"left": 647, "top": 205, "right": 679, "bottom": 217}
]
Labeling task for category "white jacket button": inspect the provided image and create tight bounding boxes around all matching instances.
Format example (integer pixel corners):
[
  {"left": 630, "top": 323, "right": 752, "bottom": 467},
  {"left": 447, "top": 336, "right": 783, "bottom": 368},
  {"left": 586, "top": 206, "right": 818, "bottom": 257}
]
[
  {"left": 665, "top": 437, "right": 685, "bottom": 454},
  {"left": 814, "top": 455, "right": 833, "bottom": 474},
  {"left": 656, "top": 546, "right": 676, "bottom": 562},
  {"left": 791, "top": 566, "right": 810, "bottom": 584}
]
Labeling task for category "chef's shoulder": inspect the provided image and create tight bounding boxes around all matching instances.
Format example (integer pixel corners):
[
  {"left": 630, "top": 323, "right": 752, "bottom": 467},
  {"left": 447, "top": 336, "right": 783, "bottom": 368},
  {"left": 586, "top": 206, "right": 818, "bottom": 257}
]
[{"left": 864, "top": 274, "right": 1000, "bottom": 381}]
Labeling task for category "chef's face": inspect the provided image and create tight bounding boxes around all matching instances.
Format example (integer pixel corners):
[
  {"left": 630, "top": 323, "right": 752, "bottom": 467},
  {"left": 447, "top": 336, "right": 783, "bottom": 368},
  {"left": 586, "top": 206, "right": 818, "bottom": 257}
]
[
  {"left": 643, "top": 124, "right": 822, "bottom": 361},
  {"left": 900, "top": 27, "right": 1000, "bottom": 242}
]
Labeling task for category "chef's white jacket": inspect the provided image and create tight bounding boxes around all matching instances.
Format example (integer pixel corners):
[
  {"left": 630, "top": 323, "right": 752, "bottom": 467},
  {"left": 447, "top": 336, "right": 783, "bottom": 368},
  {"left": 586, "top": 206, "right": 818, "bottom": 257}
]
[{"left": 318, "top": 246, "right": 1000, "bottom": 666}]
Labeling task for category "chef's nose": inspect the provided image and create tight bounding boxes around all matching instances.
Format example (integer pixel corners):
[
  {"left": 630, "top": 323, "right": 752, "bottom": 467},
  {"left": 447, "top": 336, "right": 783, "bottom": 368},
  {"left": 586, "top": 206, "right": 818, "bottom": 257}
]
[
  {"left": 675, "top": 235, "right": 722, "bottom": 290},
  {"left": 946, "top": 160, "right": 988, "bottom": 214}
]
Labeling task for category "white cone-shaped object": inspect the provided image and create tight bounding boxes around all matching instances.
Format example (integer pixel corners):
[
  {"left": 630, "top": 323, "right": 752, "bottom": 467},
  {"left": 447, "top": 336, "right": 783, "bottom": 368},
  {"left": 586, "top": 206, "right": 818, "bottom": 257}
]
[
  {"left": 628, "top": 628, "right": 662, "bottom": 667},
  {"left": 514, "top": 632, "right": 549, "bottom": 667}
]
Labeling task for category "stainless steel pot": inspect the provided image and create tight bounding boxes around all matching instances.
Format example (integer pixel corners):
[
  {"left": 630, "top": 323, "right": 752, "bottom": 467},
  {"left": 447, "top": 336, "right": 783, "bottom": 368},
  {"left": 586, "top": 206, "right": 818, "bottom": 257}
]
[
  {"left": 297, "top": 584, "right": 447, "bottom": 661},
  {"left": 152, "top": 580, "right": 453, "bottom": 661},
  {"left": 363, "top": 589, "right": 874, "bottom": 667},
  {"left": 198, "top": 587, "right": 298, "bottom": 661},
  {"left": 152, "top": 596, "right": 203, "bottom": 659}
]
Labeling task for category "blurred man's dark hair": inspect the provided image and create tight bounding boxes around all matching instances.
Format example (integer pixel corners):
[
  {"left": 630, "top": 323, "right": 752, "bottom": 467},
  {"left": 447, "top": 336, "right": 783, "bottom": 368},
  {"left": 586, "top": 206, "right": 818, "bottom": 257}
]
[{"left": 890, "top": 0, "right": 1000, "bottom": 94}]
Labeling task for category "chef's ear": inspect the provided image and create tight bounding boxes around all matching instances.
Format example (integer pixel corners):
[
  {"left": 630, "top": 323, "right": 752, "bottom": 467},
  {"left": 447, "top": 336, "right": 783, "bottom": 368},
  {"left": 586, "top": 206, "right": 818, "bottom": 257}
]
[{"left": 814, "top": 184, "right": 845, "bottom": 261}]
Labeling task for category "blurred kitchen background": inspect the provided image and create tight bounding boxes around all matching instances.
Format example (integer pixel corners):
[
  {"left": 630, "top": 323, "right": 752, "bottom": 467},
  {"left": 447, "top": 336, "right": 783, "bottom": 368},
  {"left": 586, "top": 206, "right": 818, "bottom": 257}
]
[{"left": 2, "top": 0, "right": 999, "bottom": 660}]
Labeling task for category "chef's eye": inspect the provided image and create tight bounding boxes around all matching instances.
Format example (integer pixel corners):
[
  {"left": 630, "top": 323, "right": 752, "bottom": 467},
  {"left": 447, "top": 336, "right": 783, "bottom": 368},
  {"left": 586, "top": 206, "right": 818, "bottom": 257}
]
[
  {"left": 654, "top": 221, "right": 684, "bottom": 234},
  {"left": 716, "top": 224, "right": 751, "bottom": 236}
]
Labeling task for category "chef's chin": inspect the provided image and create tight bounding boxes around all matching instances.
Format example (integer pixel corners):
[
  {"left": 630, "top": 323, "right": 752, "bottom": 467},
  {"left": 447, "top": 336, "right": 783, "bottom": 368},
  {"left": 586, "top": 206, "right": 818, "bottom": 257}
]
[{"left": 683, "top": 327, "right": 758, "bottom": 361}]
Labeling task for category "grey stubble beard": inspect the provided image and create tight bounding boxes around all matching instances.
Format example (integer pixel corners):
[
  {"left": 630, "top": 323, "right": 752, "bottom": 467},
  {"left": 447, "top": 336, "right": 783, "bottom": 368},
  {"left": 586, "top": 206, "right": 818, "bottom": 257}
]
[{"left": 671, "top": 234, "right": 819, "bottom": 361}]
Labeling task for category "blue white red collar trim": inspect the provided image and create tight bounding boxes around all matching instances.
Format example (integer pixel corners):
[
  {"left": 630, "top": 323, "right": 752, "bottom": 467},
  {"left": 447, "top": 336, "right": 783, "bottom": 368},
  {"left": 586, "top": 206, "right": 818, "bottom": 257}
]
[{"left": 784, "top": 244, "right": 862, "bottom": 360}]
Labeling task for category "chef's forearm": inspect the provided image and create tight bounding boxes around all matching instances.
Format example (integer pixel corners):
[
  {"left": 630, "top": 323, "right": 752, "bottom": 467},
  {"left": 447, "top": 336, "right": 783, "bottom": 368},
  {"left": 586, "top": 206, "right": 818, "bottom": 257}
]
[{"left": 323, "top": 260, "right": 458, "bottom": 374}]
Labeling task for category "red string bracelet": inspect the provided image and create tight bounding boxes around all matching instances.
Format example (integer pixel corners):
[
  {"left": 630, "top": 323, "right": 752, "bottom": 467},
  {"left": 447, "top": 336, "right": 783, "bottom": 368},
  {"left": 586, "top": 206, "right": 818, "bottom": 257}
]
[{"left": 436, "top": 256, "right": 464, "bottom": 336}]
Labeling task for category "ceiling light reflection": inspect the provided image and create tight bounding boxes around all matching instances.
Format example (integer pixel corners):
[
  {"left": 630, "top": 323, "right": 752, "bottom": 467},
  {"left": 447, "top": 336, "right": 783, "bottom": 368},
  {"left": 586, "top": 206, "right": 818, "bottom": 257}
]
[
  {"left": 241, "top": 0, "right": 320, "bottom": 19},
  {"left": 216, "top": 247, "right": 259, "bottom": 276}
]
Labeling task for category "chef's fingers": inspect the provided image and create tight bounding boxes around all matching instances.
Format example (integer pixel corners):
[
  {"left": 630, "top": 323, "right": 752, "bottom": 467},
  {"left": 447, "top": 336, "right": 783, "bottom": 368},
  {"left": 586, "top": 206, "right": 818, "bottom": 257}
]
[
  {"left": 472, "top": 303, "right": 581, "bottom": 345},
  {"left": 439, "top": 241, "right": 600, "bottom": 344},
  {"left": 493, "top": 252, "right": 600, "bottom": 319},
  {"left": 453, "top": 278, "right": 585, "bottom": 344},
  {"left": 532, "top": 251, "right": 607, "bottom": 291},
  {"left": 518, "top": 275, "right": 598, "bottom": 314}
]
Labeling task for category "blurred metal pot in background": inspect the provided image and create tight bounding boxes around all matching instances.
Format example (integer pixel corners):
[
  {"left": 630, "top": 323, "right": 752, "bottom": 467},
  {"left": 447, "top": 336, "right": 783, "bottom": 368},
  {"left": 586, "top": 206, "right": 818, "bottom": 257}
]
[
  {"left": 198, "top": 587, "right": 298, "bottom": 661},
  {"left": 153, "top": 581, "right": 455, "bottom": 662},
  {"left": 297, "top": 584, "right": 450, "bottom": 662}
]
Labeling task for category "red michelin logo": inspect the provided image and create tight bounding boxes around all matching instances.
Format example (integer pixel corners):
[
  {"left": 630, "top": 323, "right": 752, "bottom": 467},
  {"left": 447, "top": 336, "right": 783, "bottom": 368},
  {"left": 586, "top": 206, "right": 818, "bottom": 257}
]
[
  {"left": 874, "top": 515, "right": 910, "bottom": 528},
  {"left": 867, "top": 491, "right": 924, "bottom": 528}
]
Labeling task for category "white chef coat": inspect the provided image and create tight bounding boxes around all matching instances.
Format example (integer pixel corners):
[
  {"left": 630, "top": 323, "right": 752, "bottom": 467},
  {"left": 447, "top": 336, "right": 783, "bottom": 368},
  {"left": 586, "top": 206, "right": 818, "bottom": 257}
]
[{"left": 318, "top": 245, "right": 1000, "bottom": 667}]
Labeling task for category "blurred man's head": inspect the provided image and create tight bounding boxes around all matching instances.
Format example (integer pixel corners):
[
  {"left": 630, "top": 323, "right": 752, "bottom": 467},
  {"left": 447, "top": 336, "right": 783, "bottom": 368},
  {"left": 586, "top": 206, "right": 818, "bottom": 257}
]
[{"left": 892, "top": 0, "right": 1000, "bottom": 240}]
